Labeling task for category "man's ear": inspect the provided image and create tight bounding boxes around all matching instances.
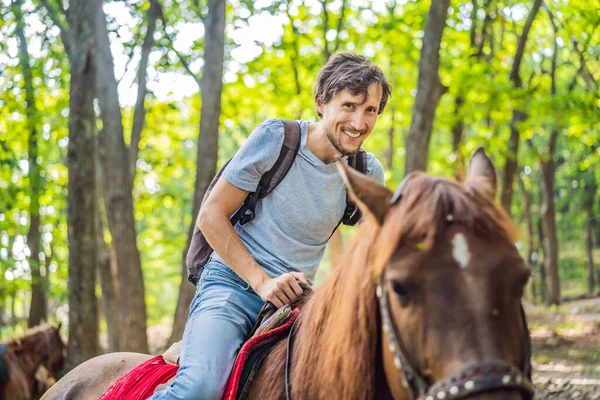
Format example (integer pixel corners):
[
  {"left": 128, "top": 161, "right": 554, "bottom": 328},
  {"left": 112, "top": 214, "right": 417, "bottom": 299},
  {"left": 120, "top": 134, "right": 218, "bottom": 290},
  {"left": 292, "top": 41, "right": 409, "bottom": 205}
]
[
  {"left": 315, "top": 96, "right": 324, "bottom": 117},
  {"left": 467, "top": 147, "right": 497, "bottom": 198},
  {"left": 336, "top": 161, "right": 392, "bottom": 226}
]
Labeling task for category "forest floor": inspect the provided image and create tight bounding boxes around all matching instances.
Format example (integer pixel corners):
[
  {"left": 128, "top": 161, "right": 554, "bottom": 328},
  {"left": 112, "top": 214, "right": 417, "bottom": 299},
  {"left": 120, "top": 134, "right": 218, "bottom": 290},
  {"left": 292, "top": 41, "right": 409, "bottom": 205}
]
[{"left": 529, "top": 296, "right": 600, "bottom": 399}]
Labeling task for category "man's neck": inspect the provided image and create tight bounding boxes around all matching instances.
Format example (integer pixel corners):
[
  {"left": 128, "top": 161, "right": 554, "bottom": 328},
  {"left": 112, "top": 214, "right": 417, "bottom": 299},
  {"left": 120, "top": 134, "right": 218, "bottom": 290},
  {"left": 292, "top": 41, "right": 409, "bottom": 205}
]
[{"left": 306, "top": 122, "right": 342, "bottom": 164}]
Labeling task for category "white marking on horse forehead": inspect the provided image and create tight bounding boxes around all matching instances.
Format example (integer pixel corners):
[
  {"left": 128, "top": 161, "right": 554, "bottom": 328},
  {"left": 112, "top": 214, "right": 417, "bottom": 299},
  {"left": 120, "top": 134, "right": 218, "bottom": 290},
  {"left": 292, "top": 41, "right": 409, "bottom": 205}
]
[{"left": 452, "top": 233, "right": 470, "bottom": 268}]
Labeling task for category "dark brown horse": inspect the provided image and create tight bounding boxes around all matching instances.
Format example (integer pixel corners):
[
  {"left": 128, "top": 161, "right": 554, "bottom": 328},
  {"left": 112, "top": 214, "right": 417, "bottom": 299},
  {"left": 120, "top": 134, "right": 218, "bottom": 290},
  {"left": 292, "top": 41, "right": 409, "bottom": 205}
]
[
  {"left": 43, "top": 148, "right": 533, "bottom": 399},
  {"left": 2, "top": 323, "right": 65, "bottom": 400}
]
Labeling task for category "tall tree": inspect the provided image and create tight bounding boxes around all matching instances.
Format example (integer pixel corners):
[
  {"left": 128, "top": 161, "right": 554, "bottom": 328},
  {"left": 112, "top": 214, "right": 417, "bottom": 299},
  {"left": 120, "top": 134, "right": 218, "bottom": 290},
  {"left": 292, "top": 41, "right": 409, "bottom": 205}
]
[
  {"left": 320, "top": 0, "right": 347, "bottom": 61},
  {"left": 499, "top": 0, "right": 542, "bottom": 214},
  {"left": 95, "top": 154, "right": 120, "bottom": 351},
  {"left": 93, "top": 0, "right": 161, "bottom": 353},
  {"left": 450, "top": 0, "right": 494, "bottom": 179},
  {"left": 583, "top": 166, "right": 597, "bottom": 295},
  {"left": 404, "top": 0, "right": 449, "bottom": 173},
  {"left": 64, "top": 0, "right": 100, "bottom": 369},
  {"left": 518, "top": 173, "right": 537, "bottom": 303},
  {"left": 538, "top": 7, "right": 561, "bottom": 305},
  {"left": 170, "top": 0, "right": 226, "bottom": 344},
  {"left": 12, "top": 0, "right": 47, "bottom": 327}
]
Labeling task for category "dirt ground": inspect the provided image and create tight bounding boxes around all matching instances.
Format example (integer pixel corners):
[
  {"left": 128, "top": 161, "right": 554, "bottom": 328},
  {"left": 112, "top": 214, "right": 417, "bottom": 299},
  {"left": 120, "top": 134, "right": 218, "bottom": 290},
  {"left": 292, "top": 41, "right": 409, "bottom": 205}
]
[{"left": 529, "top": 297, "right": 600, "bottom": 399}]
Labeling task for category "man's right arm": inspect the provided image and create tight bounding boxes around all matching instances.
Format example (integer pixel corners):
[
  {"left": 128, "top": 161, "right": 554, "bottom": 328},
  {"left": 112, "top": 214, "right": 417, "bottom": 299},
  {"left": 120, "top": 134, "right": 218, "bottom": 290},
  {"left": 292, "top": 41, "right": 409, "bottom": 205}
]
[{"left": 197, "top": 176, "right": 308, "bottom": 308}]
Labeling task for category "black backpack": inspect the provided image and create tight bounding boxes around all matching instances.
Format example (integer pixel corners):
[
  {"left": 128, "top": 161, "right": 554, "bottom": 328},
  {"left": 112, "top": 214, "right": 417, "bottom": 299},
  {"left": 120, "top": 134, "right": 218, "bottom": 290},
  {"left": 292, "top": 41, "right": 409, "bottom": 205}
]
[{"left": 186, "top": 120, "right": 367, "bottom": 285}]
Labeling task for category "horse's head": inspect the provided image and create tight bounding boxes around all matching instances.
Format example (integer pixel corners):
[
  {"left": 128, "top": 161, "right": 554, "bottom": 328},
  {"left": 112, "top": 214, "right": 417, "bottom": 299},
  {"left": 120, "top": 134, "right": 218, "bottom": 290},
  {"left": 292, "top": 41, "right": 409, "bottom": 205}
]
[
  {"left": 340, "top": 148, "right": 533, "bottom": 400},
  {"left": 42, "top": 323, "right": 66, "bottom": 379}
]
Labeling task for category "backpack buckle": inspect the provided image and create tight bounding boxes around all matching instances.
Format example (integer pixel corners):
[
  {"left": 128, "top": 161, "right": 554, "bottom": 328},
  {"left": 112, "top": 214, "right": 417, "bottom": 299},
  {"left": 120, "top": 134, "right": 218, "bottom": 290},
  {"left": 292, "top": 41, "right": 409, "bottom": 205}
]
[{"left": 239, "top": 208, "right": 256, "bottom": 225}]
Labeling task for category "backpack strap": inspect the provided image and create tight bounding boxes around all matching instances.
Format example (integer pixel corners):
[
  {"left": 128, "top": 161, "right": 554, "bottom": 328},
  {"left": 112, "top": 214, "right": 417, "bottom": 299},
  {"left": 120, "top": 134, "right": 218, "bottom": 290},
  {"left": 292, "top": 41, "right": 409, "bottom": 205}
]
[
  {"left": 342, "top": 149, "right": 367, "bottom": 226},
  {"left": 233, "top": 120, "right": 301, "bottom": 226}
]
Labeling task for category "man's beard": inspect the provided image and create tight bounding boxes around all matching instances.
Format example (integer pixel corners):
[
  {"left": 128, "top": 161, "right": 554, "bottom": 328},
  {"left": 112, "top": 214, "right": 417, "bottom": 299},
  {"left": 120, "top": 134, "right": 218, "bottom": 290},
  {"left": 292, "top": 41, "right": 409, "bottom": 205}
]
[{"left": 325, "top": 129, "right": 358, "bottom": 157}]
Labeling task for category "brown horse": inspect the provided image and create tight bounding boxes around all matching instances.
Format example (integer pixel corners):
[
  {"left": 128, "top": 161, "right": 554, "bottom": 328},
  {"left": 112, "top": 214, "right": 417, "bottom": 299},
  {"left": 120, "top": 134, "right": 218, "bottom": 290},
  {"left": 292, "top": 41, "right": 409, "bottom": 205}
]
[
  {"left": 2, "top": 323, "right": 65, "bottom": 400},
  {"left": 42, "top": 148, "right": 534, "bottom": 400}
]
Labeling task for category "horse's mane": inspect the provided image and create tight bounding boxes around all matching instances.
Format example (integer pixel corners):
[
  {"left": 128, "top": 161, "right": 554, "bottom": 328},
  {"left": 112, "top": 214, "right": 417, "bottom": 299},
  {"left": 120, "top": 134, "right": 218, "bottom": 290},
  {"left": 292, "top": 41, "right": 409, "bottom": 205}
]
[
  {"left": 3, "top": 323, "right": 60, "bottom": 352},
  {"left": 290, "top": 173, "right": 517, "bottom": 398}
]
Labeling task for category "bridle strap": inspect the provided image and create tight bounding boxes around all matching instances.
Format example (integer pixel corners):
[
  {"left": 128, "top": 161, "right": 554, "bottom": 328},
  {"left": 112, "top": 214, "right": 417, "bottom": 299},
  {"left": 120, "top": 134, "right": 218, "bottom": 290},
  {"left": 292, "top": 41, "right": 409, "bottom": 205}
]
[
  {"left": 376, "top": 280, "right": 428, "bottom": 398},
  {"left": 390, "top": 172, "right": 416, "bottom": 205},
  {"left": 284, "top": 316, "right": 298, "bottom": 400}
]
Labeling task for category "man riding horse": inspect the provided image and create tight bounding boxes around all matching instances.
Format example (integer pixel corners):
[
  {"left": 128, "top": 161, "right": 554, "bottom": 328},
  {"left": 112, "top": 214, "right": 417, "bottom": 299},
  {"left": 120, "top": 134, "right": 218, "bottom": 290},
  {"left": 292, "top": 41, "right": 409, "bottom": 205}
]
[{"left": 150, "top": 52, "right": 389, "bottom": 399}]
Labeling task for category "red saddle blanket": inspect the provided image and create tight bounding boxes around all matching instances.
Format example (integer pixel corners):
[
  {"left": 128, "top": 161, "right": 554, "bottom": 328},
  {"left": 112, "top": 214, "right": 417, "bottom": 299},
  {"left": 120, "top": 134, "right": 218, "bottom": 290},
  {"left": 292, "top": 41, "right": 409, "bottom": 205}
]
[{"left": 99, "top": 308, "right": 299, "bottom": 400}]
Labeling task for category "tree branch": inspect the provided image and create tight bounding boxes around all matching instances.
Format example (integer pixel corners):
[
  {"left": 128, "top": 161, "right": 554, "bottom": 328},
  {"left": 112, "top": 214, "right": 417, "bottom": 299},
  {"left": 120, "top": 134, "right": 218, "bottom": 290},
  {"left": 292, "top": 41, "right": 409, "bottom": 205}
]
[
  {"left": 332, "top": 0, "right": 347, "bottom": 53},
  {"left": 129, "top": 0, "right": 162, "bottom": 185},
  {"left": 285, "top": 7, "right": 302, "bottom": 97},
  {"left": 542, "top": 1, "right": 597, "bottom": 90},
  {"left": 476, "top": 0, "right": 494, "bottom": 57},
  {"left": 510, "top": 0, "right": 542, "bottom": 87},
  {"left": 116, "top": 48, "right": 137, "bottom": 86},
  {"left": 39, "top": 0, "right": 71, "bottom": 55},
  {"left": 469, "top": 0, "right": 478, "bottom": 48},
  {"left": 163, "top": 27, "right": 202, "bottom": 88},
  {"left": 320, "top": 0, "right": 330, "bottom": 61}
]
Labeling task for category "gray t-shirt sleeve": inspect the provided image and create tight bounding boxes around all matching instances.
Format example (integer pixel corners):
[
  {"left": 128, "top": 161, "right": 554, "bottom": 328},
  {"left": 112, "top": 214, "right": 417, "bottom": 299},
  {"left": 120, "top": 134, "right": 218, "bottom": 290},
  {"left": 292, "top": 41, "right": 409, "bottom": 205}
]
[
  {"left": 223, "top": 119, "right": 285, "bottom": 192},
  {"left": 366, "top": 152, "right": 385, "bottom": 185}
]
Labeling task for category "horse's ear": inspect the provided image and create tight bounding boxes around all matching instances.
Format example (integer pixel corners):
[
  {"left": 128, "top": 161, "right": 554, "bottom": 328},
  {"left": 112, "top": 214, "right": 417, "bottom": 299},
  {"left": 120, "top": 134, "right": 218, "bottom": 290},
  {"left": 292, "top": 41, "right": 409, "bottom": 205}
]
[
  {"left": 57, "top": 322, "right": 62, "bottom": 331},
  {"left": 467, "top": 147, "right": 497, "bottom": 198},
  {"left": 336, "top": 160, "right": 392, "bottom": 226}
]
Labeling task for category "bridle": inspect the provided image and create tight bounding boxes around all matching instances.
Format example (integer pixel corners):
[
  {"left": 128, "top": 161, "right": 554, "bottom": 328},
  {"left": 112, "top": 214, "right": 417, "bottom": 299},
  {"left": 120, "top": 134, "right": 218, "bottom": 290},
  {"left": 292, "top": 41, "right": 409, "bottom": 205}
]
[{"left": 377, "top": 173, "right": 535, "bottom": 400}]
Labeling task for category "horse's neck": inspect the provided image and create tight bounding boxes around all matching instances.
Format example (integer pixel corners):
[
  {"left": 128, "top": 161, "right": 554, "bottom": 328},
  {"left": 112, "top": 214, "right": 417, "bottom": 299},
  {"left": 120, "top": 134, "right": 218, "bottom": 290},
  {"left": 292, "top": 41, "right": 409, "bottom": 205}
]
[{"left": 10, "top": 335, "right": 47, "bottom": 378}]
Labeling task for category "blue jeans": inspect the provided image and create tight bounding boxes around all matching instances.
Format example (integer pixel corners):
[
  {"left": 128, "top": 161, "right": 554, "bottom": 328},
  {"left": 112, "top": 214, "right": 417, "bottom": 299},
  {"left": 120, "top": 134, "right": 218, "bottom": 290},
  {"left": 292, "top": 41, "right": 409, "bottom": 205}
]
[{"left": 149, "top": 259, "right": 264, "bottom": 399}]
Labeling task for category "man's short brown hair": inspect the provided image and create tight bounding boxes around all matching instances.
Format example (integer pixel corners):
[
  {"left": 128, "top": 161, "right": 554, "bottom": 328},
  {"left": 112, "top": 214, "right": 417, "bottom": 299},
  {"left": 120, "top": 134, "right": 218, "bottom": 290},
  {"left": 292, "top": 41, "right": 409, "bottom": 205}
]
[{"left": 313, "top": 52, "right": 392, "bottom": 118}]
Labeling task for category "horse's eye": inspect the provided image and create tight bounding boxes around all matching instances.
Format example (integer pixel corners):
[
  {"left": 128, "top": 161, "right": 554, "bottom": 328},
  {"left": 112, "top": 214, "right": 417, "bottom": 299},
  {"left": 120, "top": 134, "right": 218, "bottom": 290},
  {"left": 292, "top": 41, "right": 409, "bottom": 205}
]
[{"left": 392, "top": 282, "right": 410, "bottom": 305}]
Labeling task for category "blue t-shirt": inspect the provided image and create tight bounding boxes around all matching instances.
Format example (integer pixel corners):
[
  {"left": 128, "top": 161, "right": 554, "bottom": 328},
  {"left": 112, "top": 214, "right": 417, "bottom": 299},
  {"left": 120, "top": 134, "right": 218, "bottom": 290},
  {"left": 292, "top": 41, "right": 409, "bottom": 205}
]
[{"left": 212, "top": 119, "right": 385, "bottom": 281}]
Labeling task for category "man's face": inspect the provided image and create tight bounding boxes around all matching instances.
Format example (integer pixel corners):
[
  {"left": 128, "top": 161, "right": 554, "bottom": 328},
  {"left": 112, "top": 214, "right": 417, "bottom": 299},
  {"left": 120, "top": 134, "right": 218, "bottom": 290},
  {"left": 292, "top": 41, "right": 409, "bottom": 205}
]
[{"left": 317, "top": 83, "right": 383, "bottom": 156}]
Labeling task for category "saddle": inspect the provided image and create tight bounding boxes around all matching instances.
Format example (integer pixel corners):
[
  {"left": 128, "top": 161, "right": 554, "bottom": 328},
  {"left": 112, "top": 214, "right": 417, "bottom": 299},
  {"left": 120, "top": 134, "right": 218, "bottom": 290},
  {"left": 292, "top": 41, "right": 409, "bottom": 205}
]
[
  {"left": 159, "top": 303, "right": 299, "bottom": 399},
  {"left": 99, "top": 302, "right": 302, "bottom": 400}
]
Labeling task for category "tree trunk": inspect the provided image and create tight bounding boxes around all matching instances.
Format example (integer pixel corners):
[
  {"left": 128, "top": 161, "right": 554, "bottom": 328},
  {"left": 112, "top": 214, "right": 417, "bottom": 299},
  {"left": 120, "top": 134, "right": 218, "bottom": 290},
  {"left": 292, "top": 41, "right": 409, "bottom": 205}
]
[
  {"left": 94, "top": 0, "right": 149, "bottom": 353},
  {"left": 540, "top": 149, "right": 560, "bottom": 305},
  {"left": 170, "top": 0, "right": 226, "bottom": 344},
  {"left": 451, "top": 95, "right": 465, "bottom": 180},
  {"left": 65, "top": 0, "right": 100, "bottom": 370},
  {"left": 518, "top": 175, "right": 536, "bottom": 304},
  {"left": 129, "top": 0, "right": 161, "bottom": 187},
  {"left": 95, "top": 152, "right": 120, "bottom": 351},
  {"left": 499, "top": 0, "right": 542, "bottom": 214},
  {"left": 404, "top": 0, "right": 449, "bottom": 174},
  {"left": 583, "top": 174, "right": 596, "bottom": 295},
  {"left": 386, "top": 106, "right": 395, "bottom": 170},
  {"left": 536, "top": 215, "right": 547, "bottom": 303},
  {"left": 12, "top": 0, "right": 47, "bottom": 327},
  {"left": 585, "top": 215, "right": 595, "bottom": 296},
  {"left": 595, "top": 217, "right": 600, "bottom": 248}
]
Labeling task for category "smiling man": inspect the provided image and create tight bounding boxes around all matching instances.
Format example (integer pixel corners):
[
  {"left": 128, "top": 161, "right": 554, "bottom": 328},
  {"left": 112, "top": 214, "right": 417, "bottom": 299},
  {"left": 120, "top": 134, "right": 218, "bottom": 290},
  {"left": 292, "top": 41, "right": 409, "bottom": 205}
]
[{"left": 151, "top": 52, "right": 391, "bottom": 400}]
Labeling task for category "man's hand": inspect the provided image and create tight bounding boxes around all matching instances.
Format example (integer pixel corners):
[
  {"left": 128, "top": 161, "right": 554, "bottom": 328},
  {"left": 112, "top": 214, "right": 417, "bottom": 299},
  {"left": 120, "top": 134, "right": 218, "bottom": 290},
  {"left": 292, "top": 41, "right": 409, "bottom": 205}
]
[{"left": 254, "top": 272, "right": 309, "bottom": 308}]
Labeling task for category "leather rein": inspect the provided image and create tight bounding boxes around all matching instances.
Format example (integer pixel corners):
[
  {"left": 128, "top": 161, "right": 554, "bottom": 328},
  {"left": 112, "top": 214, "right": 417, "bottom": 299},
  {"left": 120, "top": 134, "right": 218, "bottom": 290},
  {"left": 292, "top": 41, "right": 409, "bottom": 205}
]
[{"left": 284, "top": 173, "right": 535, "bottom": 400}]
